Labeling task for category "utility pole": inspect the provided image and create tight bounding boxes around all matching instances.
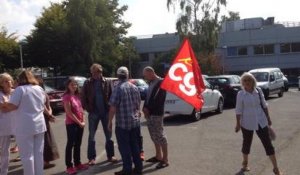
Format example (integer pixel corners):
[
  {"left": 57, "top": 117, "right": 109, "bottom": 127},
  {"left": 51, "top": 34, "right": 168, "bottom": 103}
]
[{"left": 19, "top": 44, "right": 23, "bottom": 69}]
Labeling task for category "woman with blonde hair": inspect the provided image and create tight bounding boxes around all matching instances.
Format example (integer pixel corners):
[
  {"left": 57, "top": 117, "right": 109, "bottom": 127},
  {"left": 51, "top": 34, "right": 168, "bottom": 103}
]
[
  {"left": 235, "top": 72, "right": 283, "bottom": 175},
  {"left": 0, "top": 70, "right": 46, "bottom": 175},
  {"left": 0, "top": 73, "right": 16, "bottom": 175}
]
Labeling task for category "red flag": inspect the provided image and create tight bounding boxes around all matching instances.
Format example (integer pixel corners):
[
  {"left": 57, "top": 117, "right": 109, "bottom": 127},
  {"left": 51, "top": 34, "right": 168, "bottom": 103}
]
[{"left": 161, "top": 38, "right": 205, "bottom": 110}]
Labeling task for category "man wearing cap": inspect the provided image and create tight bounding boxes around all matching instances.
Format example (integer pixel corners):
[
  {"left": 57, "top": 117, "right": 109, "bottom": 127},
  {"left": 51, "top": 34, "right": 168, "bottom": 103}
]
[
  {"left": 81, "top": 63, "right": 117, "bottom": 165},
  {"left": 108, "top": 66, "right": 143, "bottom": 175}
]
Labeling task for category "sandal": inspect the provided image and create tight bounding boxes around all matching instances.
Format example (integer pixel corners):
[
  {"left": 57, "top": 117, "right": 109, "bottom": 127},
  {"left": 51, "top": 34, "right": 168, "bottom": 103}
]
[
  {"left": 156, "top": 161, "right": 169, "bottom": 169},
  {"left": 273, "top": 168, "right": 283, "bottom": 175},
  {"left": 145, "top": 157, "right": 161, "bottom": 163},
  {"left": 241, "top": 161, "right": 250, "bottom": 172}
]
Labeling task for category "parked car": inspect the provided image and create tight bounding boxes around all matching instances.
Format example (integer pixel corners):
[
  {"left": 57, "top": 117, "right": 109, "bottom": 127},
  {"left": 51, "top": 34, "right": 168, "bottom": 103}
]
[
  {"left": 43, "top": 76, "right": 87, "bottom": 91},
  {"left": 164, "top": 78, "right": 224, "bottom": 121},
  {"left": 44, "top": 85, "right": 64, "bottom": 112},
  {"left": 249, "top": 68, "right": 285, "bottom": 98},
  {"left": 129, "top": 79, "right": 148, "bottom": 100},
  {"left": 206, "top": 75, "right": 241, "bottom": 106},
  {"left": 282, "top": 74, "right": 289, "bottom": 91}
]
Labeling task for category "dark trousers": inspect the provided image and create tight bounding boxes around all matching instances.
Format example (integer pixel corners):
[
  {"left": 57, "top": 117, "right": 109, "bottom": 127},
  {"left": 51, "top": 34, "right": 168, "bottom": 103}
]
[
  {"left": 65, "top": 124, "right": 84, "bottom": 168},
  {"left": 116, "top": 126, "right": 143, "bottom": 173},
  {"left": 87, "top": 112, "right": 114, "bottom": 160},
  {"left": 241, "top": 126, "right": 275, "bottom": 156}
]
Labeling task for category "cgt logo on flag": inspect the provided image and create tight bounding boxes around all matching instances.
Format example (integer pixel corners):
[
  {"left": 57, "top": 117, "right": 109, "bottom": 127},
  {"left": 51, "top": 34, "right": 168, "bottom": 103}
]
[{"left": 161, "top": 38, "right": 205, "bottom": 110}]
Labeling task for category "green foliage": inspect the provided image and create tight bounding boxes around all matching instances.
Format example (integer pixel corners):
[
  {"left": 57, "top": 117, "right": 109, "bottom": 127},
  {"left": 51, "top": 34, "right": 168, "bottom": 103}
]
[
  {"left": 167, "top": 0, "right": 227, "bottom": 54},
  {"left": 25, "top": 0, "right": 135, "bottom": 76},
  {"left": 152, "top": 49, "right": 177, "bottom": 77},
  {"left": 0, "top": 27, "right": 19, "bottom": 71}
]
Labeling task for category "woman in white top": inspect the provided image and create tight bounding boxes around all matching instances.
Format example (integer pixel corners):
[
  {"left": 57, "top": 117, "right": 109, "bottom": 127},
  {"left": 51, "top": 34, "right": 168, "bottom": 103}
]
[
  {"left": 235, "top": 72, "right": 282, "bottom": 175},
  {"left": 0, "top": 70, "right": 46, "bottom": 175},
  {"left": 0, "top": 73, "right": 15, "bottom": 175}
]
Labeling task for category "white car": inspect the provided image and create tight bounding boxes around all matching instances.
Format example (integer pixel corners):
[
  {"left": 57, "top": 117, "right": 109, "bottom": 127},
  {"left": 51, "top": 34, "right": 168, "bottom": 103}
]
[{"left": 164, "top": 79, "right": 224, "bottom": 121}]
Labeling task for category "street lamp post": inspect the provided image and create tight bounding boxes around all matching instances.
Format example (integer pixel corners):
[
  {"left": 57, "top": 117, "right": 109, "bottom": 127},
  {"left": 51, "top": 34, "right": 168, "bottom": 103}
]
[{"left": 19, "top": 44, "right": 23, "bottom": 69}]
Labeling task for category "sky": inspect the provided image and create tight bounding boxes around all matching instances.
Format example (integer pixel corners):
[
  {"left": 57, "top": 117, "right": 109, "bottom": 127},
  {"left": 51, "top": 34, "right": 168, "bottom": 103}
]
[{"left": 1, "top": 0, "right": 300, "bottom": 39}]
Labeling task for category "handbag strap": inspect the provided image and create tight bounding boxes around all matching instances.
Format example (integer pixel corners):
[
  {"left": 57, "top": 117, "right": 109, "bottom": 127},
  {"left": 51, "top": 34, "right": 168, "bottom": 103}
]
[{"left": 256, "top": 88, "right": 268, "bottom": 118}]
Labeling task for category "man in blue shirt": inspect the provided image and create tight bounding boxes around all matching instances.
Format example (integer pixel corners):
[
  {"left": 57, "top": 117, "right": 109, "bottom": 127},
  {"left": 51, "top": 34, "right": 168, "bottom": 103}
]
[
  {"left": 81, "top": 63, "right": 117, "bottom": 165},
  {"left": 108, "top": 66, "right": 142, "bottom": 175}
]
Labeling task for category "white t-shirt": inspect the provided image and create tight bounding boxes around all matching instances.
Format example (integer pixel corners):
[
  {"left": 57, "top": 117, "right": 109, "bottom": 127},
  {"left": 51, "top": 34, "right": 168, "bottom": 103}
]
[
  {"left": 0, "top": 91, "right": 16, "bottom": 136},
  {"left": 235, "top": 88, "right": 268, "bottom": 131},
  {"left": 9, "top": 85, "right": 46, "bottom": 136}
]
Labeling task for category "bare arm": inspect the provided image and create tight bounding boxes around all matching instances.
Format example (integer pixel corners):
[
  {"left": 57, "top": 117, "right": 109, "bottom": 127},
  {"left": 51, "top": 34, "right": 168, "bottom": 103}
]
[
  {"left": 44, "top": 95, "right": 55, "bottom": 122},
  {"left": 64, "top": 102, "right": 85, "bottom": 128},
  {"left": 108, "top": 106, "right": 116, "bottom": 132},
  {"left": 235, "top": 114, "right": 241, "bottom": 132},
  {"left": 0, "top": 102, "right": 17, "bottom": 113}
]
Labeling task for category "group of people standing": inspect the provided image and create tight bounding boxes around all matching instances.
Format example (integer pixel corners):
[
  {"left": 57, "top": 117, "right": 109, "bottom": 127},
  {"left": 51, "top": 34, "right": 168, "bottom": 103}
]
[
  {"left": 0, "top": 71, "right": 59, "bottom": 175},
  {"left": 0, "top": 63, "right": 284, "bottom": 175},
  {"left": 0, "top": 63, "right": 169, "bottom": 175}
]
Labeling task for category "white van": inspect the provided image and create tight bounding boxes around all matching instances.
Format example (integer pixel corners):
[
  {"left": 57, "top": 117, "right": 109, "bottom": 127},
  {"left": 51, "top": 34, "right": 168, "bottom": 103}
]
[{"left": 249, "top": 68, "right": 285, "bottom": 98}]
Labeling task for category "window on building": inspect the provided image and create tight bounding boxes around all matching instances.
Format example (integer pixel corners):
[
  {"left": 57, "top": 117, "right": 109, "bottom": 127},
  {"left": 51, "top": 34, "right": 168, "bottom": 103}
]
[
  {"left": 227, "top": 47, "right": 237, "bottom": 56},
  {"left": 140, "top": 53, "right": 149, "bottom": 62},
  {"left": 254, "top": 45, "right": 264, "bottom": 55},
  {"left": 254, "top": 44, "right": 274, "bottom": 55},
  {"left": 264, "top": 44, "right": 274, "bottom": 54},
  {"left": 280, "top": 43, "right": 291, "bottom": 53},
  {"left": 238, "top": 47, "right": 248, "bottom": 56},
  {"left": 291, "top": 42, "right": 300, "bottom": 52}
]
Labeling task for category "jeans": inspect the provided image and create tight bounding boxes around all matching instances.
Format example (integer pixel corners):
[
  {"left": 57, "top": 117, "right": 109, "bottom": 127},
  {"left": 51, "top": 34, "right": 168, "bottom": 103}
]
[
  {"left": 116, "top": 126, "right": 143, "bottom": 173},
  {"left": 65, "top": 124, "right": 84, "bottom": 168},
  {"left": 87, "top": 112, "right": 114, "bottom": 160}
]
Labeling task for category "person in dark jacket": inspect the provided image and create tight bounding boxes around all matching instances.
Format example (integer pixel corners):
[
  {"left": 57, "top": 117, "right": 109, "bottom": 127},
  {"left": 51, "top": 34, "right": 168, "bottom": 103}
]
[
  {"left": 81, "top": 63, "right": 117, "bottom": 165},
  {"left": 142, "top": 66, "right": 169, "bottom": 169}
]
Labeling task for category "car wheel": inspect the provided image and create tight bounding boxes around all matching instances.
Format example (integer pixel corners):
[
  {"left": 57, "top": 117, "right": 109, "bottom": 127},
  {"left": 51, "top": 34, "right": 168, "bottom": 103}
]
[
  {"left": 278, "top": 88, "right": 284, "bottom": 97},
  {"left": 216, "top": 99, "right": 224, "bottom": 114},
  {"left": 191, "top": 110, "right": 201, "bottom": 121}
]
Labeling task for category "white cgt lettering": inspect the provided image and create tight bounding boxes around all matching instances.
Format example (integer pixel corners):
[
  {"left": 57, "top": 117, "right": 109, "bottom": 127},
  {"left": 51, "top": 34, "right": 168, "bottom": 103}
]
[{"left": 169, "top": 63, "right": 196, "bottom": 96}]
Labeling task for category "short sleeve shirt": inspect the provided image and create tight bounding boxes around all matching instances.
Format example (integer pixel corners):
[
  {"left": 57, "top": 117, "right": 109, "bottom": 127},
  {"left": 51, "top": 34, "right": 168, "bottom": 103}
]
[
  {"left": 109, "top": 80, "right": 141, "bottom": 130},
  {"left": 9, "top": 85, "right": 46, "bottom": 136},
  {"left": 0, "top": 91, "right": 16, "bottom": 136},
  {"left": 62, "top": 94, "right": 84, "bottom": 125},
  {"left": 235, "top": 88, "right": 268, "bottom": 130}
]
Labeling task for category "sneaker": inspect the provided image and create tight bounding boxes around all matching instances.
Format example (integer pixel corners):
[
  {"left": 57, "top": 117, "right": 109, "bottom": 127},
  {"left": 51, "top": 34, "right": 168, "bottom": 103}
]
[
  {"left": 108, "top": 156, "right": 118, "bottom": 163},
  {"left": 75, "top": 163, "right": 89, "bottom": 170},
  {"left": 66, "top": 167, "right": 77, "bottom": 175},
  {"left": 88, "top": 159, "right": 96, "bottom": 166},
  {"left": 140, "top": 152, "right": 145, "bottom": 161}
]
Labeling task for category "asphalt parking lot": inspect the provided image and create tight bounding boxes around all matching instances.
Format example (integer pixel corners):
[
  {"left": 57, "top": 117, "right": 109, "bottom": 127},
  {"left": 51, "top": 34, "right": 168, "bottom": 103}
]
[{"left": 7, "top": 88, "right": 300, "bottom": 175}]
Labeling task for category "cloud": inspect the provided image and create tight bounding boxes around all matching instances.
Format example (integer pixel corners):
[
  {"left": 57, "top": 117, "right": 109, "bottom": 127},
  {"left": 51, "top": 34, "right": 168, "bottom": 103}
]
[{"left": 0, "top": 0, "right": 62, "bottom": 39}]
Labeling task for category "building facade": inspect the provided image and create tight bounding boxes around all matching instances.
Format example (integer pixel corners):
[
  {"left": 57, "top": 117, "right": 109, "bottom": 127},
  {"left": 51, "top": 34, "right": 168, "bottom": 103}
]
[
  {"left": 133, "top": 33, "right": 180, "bottom": 76},
  {"left": 218, "top": 17, "right": 300, "bottom": 78}
]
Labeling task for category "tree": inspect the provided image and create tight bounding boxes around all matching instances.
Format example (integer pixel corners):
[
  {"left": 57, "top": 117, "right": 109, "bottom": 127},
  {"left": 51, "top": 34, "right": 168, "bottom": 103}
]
[
  {"left": 167, "top": 0, "right": 227, "bottom": 54},
  {"left": 220, "top": 11, "right": 240, "bottom": 26},
  {"left": 0, "top": 27, "right": 19, "bottom": 71},
  {"left": 26, "top": 3, "right": 72, "bottom": 75},
  {"left": 25, "top": 0, "right": 136, "bottom": 76},
  {"left": 65, "top": 0, "right": 132, "bottom": 75}
]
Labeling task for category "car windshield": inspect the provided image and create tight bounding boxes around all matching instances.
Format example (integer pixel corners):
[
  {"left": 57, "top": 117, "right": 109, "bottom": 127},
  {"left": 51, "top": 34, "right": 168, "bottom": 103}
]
[
  {"left": 130, "top": 79, "right": 147, "bottom": 87},
  {"left": 44, "top": 85, "right": 55, "bottom": 92},
  {"left": 207, "top": 78, "right": 230, "bottom": 85},
  {"left": 251, "top": 72, "right": 269, "bottom": 82}
]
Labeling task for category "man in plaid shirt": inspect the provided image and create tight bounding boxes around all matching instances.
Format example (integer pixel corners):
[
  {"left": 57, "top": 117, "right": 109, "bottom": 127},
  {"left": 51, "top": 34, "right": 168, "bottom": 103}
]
[{"left": 108, "top": 66, "right": 142, "bottom": 175}]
